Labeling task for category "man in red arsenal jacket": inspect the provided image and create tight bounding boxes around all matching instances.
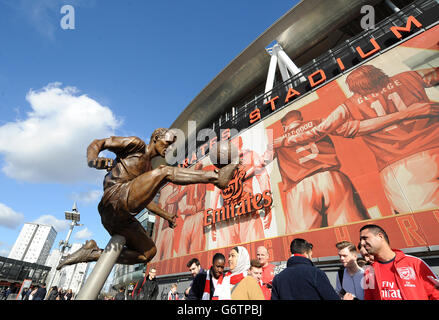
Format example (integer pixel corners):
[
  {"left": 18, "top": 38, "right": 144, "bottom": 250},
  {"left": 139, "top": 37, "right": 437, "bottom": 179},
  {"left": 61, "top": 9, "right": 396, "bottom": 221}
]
[{"left": 360, "top": 224, "right": 439, "bottom": 300}]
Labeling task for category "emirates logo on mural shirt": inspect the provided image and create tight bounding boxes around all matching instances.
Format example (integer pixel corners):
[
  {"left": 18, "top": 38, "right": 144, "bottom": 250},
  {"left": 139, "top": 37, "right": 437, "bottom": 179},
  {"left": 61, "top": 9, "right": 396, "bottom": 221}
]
[{"left": 203, "top": 169, "right": 273, "bottom": 228}]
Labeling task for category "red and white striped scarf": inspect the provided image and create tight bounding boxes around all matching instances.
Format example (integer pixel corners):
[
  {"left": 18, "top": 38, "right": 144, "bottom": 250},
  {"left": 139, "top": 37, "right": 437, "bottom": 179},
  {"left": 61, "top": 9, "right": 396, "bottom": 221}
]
[
  {"left": 212, "top": 271, "right": 246, "bottom": 300},
  {"left": 203, "top": 268, "right": 237, "bottom": 300},
  {"left": 202, "top": 268, "right": 214, "bottom": 300}
]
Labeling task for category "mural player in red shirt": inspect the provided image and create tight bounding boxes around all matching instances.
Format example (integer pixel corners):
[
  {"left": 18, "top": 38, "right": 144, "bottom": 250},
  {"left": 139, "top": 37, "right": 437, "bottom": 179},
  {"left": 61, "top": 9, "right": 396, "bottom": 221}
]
[
  {"left": 281, "top": 65, "right": 439, "bottom": 215},
  {"left": 265, "top": 109, "right": 370, "bottom": 234}
]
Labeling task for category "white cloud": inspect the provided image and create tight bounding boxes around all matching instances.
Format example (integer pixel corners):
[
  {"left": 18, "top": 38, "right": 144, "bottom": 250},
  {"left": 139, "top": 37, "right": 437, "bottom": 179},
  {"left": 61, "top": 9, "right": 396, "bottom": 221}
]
[
  {"left": 33, "top": 214, "right": 70, "bottom": 233},
  {"left": 70, "top": 189, "right": 103, "bottom": 205},
  {"left": 0, "top": 203, "right": 24, "bottom": 229},
  {"left": 74, "top": 227, "right": 92, "bottom": 240},
  {"left": 0, "top": 82, "right": 120, "bottom": 183}
]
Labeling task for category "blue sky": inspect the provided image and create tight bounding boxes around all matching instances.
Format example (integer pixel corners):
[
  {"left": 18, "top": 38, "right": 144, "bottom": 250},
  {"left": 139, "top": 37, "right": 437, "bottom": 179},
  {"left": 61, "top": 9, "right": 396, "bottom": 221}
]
[{"left": 0, "top": 0, "right": 298, "bottom": 257}]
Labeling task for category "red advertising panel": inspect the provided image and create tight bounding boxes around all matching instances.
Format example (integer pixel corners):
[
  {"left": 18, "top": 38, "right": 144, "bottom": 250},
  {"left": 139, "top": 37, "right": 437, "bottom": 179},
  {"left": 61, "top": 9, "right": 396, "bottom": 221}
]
[{"left": 150, "top": 24, "right": 439, "bottom": 274}]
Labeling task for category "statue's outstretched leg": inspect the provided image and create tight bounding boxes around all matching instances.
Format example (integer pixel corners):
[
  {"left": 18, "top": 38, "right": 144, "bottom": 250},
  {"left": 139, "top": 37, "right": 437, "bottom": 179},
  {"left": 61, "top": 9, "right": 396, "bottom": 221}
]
[
  {"left": 56, "top": 237, "right": 155, "bottom": 270},
  {"left": 57, "top": 240, "right": 102, "bottom": 270}
]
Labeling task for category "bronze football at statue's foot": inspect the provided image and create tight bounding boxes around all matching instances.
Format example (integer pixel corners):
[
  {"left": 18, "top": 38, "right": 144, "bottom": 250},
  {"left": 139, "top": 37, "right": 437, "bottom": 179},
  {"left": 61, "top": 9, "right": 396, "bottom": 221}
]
[{"left": 215, "top": 162, "right": 241, "bottom": 190}]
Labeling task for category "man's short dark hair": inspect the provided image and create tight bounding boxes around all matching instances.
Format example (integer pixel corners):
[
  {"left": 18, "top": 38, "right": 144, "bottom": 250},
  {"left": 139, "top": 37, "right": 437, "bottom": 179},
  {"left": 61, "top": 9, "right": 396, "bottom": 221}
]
[
  {"left": 290, "top": 238, "right": 313, "bottom": 255},
  {"left": 187, "top": 258, "right": 201, "bottom": 268},
  {"left": 360, "top": 224, "right": 390, "bottom": 244},
  {"left": 336, "top": 241, "right": 357, "bottom": 253},
  {"left": 250, "top": 259, "right": 263, "bottom": 269},
  {"left": 212, "top": 253, "right": 225, "bottom": 264}
]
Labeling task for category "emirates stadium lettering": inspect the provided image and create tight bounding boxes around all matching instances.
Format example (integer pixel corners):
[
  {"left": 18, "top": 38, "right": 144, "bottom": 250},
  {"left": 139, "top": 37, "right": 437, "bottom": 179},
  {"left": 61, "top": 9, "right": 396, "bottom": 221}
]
[
  {"left": 249, "top": 16, "right": 423, "bottom": 125},
  {"left": 203, "top": 169, "right": 273, "bottom": 227},
  {"left": 178, "top": 16, "right": 423, "bottom": 169}
]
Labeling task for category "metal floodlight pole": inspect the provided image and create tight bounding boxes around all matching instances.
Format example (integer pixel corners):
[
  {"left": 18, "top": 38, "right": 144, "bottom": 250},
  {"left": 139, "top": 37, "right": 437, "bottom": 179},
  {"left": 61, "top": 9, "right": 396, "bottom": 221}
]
[
  {"left": 62, "top": 221, "right": 75, "bottom": 253},
  {"left": 76, "top": 234, "right": 126, "bottom": 300},
  {"left": 60, "top": 203, "right": 83, "bottom": 256},
  {"left": 46, "top": 202, "right": 82, "bottom": 298}
]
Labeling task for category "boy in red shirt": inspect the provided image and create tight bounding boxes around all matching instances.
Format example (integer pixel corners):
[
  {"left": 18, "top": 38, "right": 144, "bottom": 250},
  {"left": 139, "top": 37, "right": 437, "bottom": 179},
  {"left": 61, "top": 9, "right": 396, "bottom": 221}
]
[{"left": 248, "top": 259, "right": 271, "bottom": 300}]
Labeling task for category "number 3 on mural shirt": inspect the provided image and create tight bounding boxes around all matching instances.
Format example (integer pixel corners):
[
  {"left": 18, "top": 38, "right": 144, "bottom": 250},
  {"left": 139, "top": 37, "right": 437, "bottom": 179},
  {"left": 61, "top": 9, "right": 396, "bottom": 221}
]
[{"left": 297, "top": 142, "right": 320, "bottom": 164}]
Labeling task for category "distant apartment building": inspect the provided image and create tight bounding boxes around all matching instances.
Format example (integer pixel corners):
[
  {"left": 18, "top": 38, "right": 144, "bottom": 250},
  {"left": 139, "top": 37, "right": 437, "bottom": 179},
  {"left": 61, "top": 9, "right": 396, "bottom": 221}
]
[
  {"left": 8, "top": 223, "right": 57, "bottom": 265},
  {"left": 46, "top": 243, "right": 90, "bottom": 295}
]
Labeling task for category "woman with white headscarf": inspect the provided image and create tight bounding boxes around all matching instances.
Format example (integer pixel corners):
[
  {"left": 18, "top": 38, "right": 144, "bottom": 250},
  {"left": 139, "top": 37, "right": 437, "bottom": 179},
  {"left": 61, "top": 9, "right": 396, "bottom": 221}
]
[{"left": 213, "top": 246, "right": 264, "bottom": 300}]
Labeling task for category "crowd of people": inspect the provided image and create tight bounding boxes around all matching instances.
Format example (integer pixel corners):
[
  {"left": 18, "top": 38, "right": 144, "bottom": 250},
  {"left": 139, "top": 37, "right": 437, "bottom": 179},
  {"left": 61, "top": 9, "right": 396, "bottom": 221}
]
[
  {"left": 0, "top": 287, "right": 12, "bottom": 300},
  {"left": 0, "top": 283, "right": 76, "bottom": 300},
  {"left": 18, "top": 284, "right": 75, "bottom": 300},
  {"left": 105, "top": 223, "right": 439, "bottom": 300},
  {"left": 10, "top": 223, "right": 438, "bottom": 301},
  {"left": 45, "top": 287, "right": 74, "bottom": 300},
  {"left": 179, "top": 223, "right": 439, "bottom": 300}
]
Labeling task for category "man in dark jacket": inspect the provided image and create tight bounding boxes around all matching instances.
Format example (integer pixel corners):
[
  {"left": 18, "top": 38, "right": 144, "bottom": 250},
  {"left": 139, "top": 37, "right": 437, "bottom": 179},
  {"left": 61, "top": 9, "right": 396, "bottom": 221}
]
[
  {"left": 133, "top": 268, "right": 159, "bottom": 300},
  {"left": 184, "top": 258, "right": 204, "bottom": 298},
  {"left": 187, "top": 253, "right": 225, "bottom": 300},
  {"left": 33, "top": 283, "right": 47, "bottom": 300},
  {"left": 271, "top": 239, "right": 340, "bottom": 300},
  {"left": 115, "top": 287, "right": 126, "bottom": 300}
]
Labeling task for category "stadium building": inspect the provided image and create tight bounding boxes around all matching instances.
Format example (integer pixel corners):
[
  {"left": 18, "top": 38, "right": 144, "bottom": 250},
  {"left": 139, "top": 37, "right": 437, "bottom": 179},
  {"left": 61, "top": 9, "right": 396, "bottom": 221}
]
[{"left": 137, "top": 0, "right": 439, "bottom": 298}]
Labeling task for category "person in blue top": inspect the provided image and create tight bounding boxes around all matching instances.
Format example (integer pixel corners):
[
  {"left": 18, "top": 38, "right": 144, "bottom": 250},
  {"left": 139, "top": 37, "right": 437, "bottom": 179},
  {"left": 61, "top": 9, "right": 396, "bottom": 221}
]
[{"left": 271, "top": 238, "right": 340, "bottom": 300}]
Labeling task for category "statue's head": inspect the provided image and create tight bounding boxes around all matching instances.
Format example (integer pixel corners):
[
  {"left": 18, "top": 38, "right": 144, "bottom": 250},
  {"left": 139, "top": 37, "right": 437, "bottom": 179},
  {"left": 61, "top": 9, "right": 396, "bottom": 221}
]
[{"left": 150, "top": 128, "right": 177, "bottom": 158}]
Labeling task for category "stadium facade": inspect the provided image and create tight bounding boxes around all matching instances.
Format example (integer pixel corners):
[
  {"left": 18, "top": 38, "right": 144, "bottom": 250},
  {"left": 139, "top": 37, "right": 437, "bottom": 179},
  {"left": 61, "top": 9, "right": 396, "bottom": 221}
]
[{"left": 138, "top": 0, "right": 439, "bottom": 297}]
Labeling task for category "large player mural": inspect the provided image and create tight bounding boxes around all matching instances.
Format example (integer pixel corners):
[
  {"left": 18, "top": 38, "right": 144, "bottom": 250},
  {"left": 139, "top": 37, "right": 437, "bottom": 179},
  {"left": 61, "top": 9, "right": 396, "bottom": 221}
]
[{"left": 150, "top": 24, "right": 439, "bottom": 273}]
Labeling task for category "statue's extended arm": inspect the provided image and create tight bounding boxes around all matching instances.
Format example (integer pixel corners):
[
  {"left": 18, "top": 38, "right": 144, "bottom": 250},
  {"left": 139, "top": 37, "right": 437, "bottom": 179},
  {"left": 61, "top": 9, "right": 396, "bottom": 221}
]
[
  {"left": 87, "top": 136, "right": 145, "bottom": 170},
  {"left": 87, "top": 137, "right": 115, "bottom": 170},
  {"left": 146, "top": 201, "right": 177, "bottom": 228}
]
